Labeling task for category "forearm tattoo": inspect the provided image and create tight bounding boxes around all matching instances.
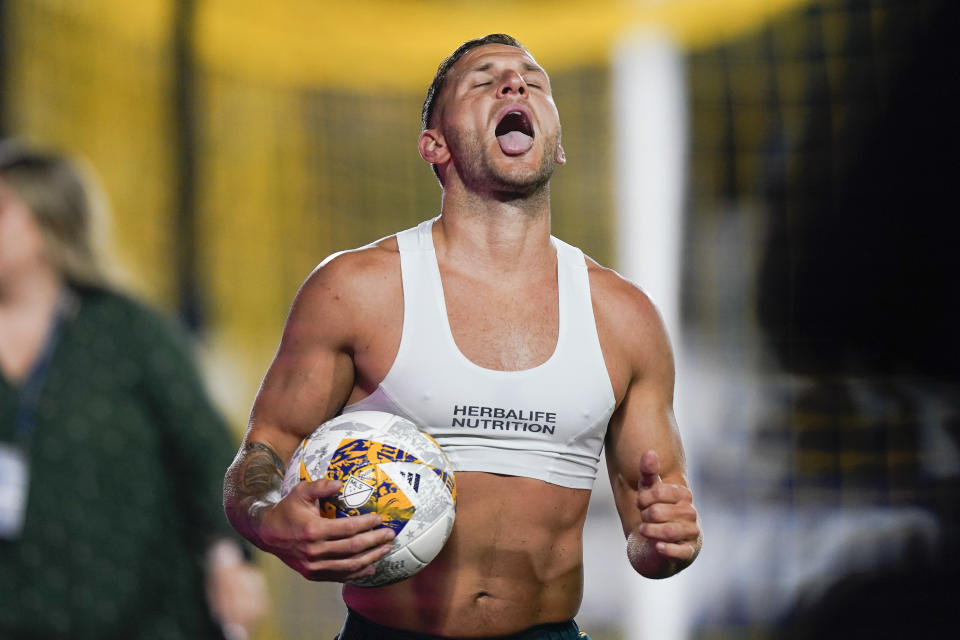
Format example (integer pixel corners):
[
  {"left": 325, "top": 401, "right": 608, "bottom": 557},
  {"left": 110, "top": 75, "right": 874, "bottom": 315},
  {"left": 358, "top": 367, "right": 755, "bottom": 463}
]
[{"left": 239, "top": 442, "right": 285, "bottom": 512}]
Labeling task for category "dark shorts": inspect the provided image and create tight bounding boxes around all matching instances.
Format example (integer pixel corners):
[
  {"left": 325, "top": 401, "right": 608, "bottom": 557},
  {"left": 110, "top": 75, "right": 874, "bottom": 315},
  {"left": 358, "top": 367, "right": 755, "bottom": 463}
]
[{"left": 334, "top": 609, "right": 591, "bottom": 640}]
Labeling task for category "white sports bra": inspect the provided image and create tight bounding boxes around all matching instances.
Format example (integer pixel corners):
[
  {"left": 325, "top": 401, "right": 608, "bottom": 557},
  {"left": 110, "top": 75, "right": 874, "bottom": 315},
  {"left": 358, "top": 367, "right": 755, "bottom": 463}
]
[{"left": 343, "top": 218, "right": 616, "bottom": 489}]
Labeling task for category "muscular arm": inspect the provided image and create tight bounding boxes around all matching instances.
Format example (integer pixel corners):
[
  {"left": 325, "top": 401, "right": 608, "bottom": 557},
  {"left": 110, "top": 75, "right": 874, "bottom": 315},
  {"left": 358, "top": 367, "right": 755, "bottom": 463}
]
[
  {"left": 223, "top": 442, "right": 286, "bottom": 546},
  {"left": 593, "top": 268, "right": 702, "bottom": 579},
  {"left": 223, "top": 249, "right": 397, "bottom": 580}
]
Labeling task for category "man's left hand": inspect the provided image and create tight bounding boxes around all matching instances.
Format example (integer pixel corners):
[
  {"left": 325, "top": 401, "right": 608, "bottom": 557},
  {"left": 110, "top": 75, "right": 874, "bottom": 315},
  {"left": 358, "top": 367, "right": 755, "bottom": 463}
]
[{"left": 626, "top": 449, "right": 701, "bottom": 579}]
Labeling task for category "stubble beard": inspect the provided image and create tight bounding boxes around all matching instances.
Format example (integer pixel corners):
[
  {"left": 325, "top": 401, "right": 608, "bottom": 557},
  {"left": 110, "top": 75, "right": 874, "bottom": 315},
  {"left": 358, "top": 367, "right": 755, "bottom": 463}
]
[{"left": 448, "top": 127, "right": 561, "bottom": 201}]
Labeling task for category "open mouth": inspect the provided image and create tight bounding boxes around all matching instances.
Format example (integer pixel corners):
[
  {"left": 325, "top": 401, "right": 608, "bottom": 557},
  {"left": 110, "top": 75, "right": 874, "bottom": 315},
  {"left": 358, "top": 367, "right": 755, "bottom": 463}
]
[{"left": 495, "top": 109, "right": 535, "bottom": 155}]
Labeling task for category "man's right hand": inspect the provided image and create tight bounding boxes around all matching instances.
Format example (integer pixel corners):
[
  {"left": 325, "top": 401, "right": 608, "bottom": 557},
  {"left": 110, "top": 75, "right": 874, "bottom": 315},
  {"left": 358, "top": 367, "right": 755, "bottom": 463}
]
[{"left": 257, "top": 478, "right": 395, "bottom": 582}]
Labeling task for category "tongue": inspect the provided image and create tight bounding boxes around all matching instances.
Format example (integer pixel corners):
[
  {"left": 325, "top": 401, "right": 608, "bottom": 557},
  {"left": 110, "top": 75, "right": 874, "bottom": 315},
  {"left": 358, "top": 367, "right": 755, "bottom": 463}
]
[{"left": 497, "top": 130, "right": 534, "bottom": 155}]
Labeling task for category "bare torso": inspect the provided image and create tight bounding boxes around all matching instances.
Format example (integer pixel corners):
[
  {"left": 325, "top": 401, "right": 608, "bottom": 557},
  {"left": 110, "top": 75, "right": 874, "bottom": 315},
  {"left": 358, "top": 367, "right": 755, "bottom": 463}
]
[
  {"left": 340, "top": 228, "right": 612, "bottom": 635},
  {"left": 345, "top": 474, "right": 590, "bottom": 635}
]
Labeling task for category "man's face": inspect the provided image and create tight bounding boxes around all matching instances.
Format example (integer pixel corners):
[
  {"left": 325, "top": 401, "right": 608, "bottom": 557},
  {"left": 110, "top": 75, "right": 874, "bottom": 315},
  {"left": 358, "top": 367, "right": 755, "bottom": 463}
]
[{"left": 431, "top": 44, "right": 565, "bottom": 196}]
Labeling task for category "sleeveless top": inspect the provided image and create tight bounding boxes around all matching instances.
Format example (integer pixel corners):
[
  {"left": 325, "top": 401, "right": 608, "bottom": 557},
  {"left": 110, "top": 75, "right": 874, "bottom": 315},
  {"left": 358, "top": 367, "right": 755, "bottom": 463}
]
[{"left": 343, "top": 218, "right": 616, "bottom": 489}]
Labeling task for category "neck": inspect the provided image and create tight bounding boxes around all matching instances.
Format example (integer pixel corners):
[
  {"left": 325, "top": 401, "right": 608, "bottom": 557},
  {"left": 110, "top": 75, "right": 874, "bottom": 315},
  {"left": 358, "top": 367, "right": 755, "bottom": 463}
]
[
  {"left": 441, "top": 164, "right": 553, "bottom": 217},
  {"left": 0, "top": 265, "right": 65, "bottom": 317},
  {"left": 0, "top": 266, "right": 67, "bottom": 384},
  {"left": 434, "top": 186, "right": 554, "bottom": 277}
]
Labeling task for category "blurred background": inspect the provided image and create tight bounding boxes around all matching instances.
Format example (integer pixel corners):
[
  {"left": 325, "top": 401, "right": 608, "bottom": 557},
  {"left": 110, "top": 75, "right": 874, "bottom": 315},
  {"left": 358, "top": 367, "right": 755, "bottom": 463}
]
[{"left": 2, "top": 0, "right": 957, "bottom": 638}]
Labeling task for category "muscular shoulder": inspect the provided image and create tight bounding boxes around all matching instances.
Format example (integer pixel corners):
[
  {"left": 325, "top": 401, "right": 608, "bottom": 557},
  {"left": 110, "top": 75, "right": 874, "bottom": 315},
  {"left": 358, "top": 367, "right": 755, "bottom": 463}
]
[
  {"left": 586, "top": 258, "right": 666, "bottom": 342},
  {"left": 286, "top": 237, "right": 402, "bottom": 346},
  {"left": 298, "top": 237, "right": 400, "bottom": 310},
  {"left": 585, "top": 258, "right": 674, "bottom": 398}
]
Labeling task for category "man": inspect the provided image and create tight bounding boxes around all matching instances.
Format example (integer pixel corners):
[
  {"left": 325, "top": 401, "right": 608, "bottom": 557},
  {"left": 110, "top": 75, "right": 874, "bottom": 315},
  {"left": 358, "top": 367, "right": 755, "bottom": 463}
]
[{"left": 224, "top": 34, "right": 701, "bottom": 639}]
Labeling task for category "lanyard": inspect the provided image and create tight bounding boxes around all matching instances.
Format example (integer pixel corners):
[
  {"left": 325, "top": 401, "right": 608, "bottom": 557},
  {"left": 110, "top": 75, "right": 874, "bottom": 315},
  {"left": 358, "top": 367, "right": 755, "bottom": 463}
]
[{"left": 14, "top": 290, "right": 73, "bottom": 444}]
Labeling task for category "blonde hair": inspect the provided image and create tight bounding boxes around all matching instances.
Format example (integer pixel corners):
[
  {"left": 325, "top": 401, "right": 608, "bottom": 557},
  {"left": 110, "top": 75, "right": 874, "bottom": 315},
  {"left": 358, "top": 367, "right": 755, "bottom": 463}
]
[{"left": 0, "top": 140, "right": 111, "bottom": 289}]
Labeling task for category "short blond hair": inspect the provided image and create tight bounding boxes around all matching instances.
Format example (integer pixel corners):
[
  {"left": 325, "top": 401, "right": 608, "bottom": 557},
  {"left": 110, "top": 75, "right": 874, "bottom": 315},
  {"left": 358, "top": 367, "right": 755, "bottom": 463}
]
[{"left": 0, "top": 140, "right": 111, "bottom": 289}]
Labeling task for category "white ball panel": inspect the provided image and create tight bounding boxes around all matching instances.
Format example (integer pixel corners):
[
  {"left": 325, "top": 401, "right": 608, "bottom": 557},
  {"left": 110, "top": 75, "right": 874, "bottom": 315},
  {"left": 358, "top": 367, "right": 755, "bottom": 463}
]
[
  {"left": 405, "top": 511, "right": 456, "bottom": 565},
  {"left": 351, "top": 546, "right": 426, "bottom": 588}
]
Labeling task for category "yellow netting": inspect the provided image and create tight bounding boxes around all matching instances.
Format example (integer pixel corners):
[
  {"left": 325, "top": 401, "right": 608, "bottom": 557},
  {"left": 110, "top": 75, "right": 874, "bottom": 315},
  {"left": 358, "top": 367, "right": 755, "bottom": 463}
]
[{"left": 1, "top": 0, "right": 813, "bottom": 414}]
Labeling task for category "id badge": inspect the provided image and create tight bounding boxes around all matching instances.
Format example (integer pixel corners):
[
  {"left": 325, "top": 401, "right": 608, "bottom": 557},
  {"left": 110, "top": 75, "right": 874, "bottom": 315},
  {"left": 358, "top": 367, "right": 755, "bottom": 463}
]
[{"left": 0, "top": 443, "right": 30, "bottom": 539}]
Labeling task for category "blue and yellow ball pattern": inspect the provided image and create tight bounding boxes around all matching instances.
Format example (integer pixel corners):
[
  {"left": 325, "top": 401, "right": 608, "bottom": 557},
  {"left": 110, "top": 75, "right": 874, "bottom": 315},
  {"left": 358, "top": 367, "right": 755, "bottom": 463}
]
[
  {"left": 299, "top": 437, "right": 455, "bottom": 537},
  {"left": 282, "top": 411, "right": 457, "bottom": 586}
]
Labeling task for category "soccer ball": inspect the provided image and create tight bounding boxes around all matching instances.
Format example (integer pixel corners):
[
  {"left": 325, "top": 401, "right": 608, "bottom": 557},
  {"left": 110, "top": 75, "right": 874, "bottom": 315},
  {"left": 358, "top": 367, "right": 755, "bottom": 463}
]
[{"left": 281, "top": 410, "right": 457, "bottom": 587}]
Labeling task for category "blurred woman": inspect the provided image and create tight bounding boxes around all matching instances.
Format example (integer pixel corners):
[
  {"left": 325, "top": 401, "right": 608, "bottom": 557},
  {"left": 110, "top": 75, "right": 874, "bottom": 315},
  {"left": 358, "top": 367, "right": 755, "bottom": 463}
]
[{"left": 0, "top": 141, "right": 266, "bottom": 639}]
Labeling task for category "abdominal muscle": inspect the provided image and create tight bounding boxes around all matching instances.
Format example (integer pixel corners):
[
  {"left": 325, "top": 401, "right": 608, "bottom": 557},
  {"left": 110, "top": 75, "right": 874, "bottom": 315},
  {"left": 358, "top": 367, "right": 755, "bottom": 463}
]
[{"left": 343, "top": 472, "right": 592, "bottom": 637}]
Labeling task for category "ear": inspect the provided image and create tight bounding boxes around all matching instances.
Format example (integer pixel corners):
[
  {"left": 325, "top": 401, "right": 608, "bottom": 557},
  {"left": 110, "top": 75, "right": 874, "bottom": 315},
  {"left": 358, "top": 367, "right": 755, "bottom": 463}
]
[
  {"left": 419, "top": 129, "right": 449, "bottom": 166},
  {"left": 555, "top": 142, "right": 566, "bottom": 165}
]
